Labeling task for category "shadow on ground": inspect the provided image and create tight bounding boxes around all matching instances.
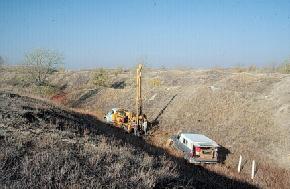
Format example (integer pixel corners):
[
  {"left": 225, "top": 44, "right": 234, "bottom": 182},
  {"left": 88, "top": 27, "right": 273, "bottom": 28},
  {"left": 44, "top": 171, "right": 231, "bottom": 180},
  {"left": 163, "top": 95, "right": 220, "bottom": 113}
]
[
  {"left": 151, "top": 94, "right": 178, "bottom": 130},
  {"left": 218, "top": 145, "right": 231, "bottom": 163},
  {"left": 111, "top": 80, "right": 126, "bottom": 89},
  {"left": 70, "top": 88, "right": 101, "bottom": 108}
]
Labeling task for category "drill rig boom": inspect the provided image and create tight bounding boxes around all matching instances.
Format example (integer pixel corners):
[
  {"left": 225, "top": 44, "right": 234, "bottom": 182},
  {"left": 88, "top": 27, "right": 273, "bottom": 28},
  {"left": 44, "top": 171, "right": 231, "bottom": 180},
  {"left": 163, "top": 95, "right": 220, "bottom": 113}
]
[{"left": 136, "top": 64, "right": 143, "bottom": 125}]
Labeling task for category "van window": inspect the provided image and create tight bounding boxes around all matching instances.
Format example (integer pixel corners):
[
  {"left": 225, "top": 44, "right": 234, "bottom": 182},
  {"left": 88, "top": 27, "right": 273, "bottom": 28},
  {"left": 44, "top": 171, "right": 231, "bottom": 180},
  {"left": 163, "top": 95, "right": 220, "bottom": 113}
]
[{"left": 201, "top": 147, "right": 213, "bottom": 155}]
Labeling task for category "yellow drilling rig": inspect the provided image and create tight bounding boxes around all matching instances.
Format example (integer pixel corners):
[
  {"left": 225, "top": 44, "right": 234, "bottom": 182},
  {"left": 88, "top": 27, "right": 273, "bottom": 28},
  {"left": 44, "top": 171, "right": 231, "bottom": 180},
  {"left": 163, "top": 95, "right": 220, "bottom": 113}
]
[{"left": 104, "top": 64, "right": 147, "bottom": 135}]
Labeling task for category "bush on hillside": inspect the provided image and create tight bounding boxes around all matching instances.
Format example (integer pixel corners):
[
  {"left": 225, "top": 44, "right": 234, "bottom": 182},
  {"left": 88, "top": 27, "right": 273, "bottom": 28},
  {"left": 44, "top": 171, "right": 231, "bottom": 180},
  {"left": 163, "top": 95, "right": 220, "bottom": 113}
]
[
  {"left": 92, "top": 68, "right": 109, "bottom": 87},
  {"left": 149, "top": 78, "right": 161, "bottom": 87},
  {"left": 277, "top": 60, "right": 290, "bottom": 74}
]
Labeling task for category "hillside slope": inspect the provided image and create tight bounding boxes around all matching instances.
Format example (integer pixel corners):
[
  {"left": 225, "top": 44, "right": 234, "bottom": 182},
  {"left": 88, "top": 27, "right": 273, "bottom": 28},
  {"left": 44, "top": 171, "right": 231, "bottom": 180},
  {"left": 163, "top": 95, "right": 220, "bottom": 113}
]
[
  {"left": 0, "top": 92, "right": 257, "bottom": 188},
  {"left": 1, "top": 67, "right": 290, "bottom": 188},
  {"left": 46, "top": 69, "right": 290, "bottom": 169}
]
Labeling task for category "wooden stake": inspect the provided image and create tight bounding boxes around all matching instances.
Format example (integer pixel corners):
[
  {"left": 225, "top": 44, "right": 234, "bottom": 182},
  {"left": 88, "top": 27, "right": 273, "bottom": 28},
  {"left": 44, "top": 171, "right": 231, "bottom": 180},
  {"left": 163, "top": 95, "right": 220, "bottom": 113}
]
[
  {"left": 238, "top": 155, "right": 242, "bottom": 173},
  {"left": 251, "top": 160, "right": 256, "bottom": 180}
]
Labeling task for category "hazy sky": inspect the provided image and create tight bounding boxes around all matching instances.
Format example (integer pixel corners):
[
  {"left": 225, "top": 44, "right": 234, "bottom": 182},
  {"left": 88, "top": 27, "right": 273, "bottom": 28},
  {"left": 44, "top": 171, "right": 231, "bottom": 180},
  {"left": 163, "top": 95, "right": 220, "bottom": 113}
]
[{"left": 0, "top": 0, "right": 290, "bottom": 69}]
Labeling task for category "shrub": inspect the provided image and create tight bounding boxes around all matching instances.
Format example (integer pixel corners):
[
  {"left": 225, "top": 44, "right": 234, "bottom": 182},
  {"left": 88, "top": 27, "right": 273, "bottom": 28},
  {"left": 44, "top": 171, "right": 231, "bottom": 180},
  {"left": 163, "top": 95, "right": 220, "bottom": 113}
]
[
  {"left": 6, "top": 75, "right": 29, "bottom": 87},
  {"left": 277, "top": 62, "right": 290, "bottom": 74},
  {"left": 149, "top": 78, "right": 161, "bottom": 87},
  {"left": 92, "top": 68, "right": 109, "bottom": 87},
  {"left": 260, "top": 58, "right": 290, "bottom": 74},
  {"left": 32, "top": 84, "right": 60, "bottom": 97}
]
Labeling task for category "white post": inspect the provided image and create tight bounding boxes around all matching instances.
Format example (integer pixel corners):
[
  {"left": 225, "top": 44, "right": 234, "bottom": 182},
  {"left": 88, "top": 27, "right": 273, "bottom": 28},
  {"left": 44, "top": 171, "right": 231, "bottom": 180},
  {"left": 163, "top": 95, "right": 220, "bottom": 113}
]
[
  {"left": 251, "top": 160, "right": 256, "bottom": 180},
  {"left": 238, "top": 155, "right": 242, "bottom": 173}
]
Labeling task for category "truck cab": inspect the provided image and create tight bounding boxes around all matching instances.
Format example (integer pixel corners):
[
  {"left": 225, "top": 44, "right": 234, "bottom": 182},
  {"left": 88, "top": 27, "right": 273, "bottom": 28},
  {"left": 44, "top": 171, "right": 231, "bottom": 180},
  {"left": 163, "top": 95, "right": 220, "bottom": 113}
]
[
  {"left": 104, "top": 108, "right": 136, "bottom": 132},
  {"left": 104, "top": 108, "right": 119, "bottom": 123},
  {"left": 105, "top": 108, "right": 126, "bottom": 124},
  {"left": 171, "top": 133, "right": 219, "bottom": 164}
]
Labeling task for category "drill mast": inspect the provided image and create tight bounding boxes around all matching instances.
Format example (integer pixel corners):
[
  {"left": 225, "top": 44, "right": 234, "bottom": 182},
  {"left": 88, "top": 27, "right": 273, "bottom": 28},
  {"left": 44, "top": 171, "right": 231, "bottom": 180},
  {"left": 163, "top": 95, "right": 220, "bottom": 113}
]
[{"left": 136, "top": 64, "right": 143, "bottom": 125}]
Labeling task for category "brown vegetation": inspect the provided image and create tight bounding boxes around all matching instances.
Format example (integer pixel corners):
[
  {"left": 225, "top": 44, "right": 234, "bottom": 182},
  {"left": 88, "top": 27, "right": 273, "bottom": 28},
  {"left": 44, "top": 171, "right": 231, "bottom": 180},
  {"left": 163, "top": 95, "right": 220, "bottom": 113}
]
[
  {"left": 0, "top": 92, "right": 257, "bottom": 188},
  {"left": 1, "top": 66, "right": 290, "bottom": 188}
]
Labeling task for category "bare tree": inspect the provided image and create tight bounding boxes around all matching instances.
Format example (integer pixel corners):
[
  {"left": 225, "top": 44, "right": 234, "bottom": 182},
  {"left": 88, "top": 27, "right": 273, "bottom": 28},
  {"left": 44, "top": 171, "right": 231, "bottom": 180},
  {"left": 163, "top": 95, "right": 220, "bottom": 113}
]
[
  {"left": 24, "top": 49, "right": 64, "bottom": 85},
  {"left": 0, "top": 56, "right": 4, "bottom": 67}
]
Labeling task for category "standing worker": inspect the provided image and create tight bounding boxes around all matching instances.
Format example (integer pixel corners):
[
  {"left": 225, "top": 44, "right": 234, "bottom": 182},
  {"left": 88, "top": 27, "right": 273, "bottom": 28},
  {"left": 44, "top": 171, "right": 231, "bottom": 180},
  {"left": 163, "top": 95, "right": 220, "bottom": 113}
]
[
  {"left": 142, "top": 118, "right": 148, "bottom": 135},
  {"left": 133, "top": 121, "right": 138, "bottom": 136}
]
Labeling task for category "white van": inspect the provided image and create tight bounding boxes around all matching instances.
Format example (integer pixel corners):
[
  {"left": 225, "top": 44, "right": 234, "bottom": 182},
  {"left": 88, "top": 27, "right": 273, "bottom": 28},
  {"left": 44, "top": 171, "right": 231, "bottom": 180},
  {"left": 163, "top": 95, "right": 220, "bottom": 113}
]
[{"left": 170, "top": 133, "right": 219, "bottom": 163}]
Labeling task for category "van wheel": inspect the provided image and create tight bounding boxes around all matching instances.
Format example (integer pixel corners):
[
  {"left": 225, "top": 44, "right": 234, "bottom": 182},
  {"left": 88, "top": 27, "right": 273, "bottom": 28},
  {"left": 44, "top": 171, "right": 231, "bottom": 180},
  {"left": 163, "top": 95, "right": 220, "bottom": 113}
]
[{"left": 183, "top": 159, "right": 190, "bottom": 165}]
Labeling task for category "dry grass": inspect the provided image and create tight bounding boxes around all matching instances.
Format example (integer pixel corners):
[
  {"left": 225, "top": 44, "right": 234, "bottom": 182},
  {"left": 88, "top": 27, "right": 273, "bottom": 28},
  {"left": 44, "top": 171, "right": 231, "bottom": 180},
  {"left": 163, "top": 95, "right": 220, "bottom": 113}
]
[
  {"left": 1, "top": 92, "right": 260, "bottom": 188},
  {"left": 0, "top": 130, "right": 177, "bottom": 188},
  {"left": 0, "top": 92, "right": 179, "bottom": 188},
  {"left": 2, "top": 66, "right": 290, "bottom": 188}
]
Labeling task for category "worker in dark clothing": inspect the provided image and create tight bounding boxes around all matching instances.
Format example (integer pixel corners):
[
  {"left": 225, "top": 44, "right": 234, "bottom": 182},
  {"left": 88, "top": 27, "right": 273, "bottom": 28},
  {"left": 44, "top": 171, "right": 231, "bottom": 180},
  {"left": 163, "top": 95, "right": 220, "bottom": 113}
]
[{"left": 133, "top": 121, "right": 138, "bottom": 136}]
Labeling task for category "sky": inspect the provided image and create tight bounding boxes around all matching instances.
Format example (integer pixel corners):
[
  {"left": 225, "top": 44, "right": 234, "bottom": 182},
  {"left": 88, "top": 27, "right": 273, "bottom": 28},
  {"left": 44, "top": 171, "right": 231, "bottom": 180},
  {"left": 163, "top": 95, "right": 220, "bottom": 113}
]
[{"left": 0, "top": 0, "right": 290, "bottom": 69}]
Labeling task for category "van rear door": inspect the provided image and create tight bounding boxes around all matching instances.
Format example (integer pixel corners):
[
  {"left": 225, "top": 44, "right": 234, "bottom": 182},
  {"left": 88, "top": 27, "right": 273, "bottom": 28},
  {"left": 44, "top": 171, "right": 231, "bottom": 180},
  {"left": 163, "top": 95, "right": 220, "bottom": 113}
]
[{"left": 200, "top": 147, "right": 217, "bottom": 160}]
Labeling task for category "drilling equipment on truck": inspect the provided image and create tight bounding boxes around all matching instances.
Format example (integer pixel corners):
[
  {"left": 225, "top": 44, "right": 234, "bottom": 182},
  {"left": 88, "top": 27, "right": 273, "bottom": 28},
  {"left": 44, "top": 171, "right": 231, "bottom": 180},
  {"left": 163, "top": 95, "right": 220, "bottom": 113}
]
[{"left": 104, "top": 64, "right": 147, "bottom": 135}]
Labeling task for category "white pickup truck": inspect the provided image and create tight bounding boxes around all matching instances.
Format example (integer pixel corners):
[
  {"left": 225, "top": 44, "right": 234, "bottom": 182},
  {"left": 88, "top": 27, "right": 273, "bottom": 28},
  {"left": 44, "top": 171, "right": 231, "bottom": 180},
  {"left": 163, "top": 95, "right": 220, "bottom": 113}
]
[{"left": 169, "top": 133, "right": 219, "bottom": 164}]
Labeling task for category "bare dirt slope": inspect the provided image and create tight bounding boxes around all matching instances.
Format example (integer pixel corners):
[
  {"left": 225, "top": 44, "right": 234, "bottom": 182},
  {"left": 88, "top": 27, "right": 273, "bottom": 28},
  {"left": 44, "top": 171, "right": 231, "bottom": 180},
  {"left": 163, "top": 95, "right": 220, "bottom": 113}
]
[{"left": 0, "top": 92, "right": 258, "bottom": 188}]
